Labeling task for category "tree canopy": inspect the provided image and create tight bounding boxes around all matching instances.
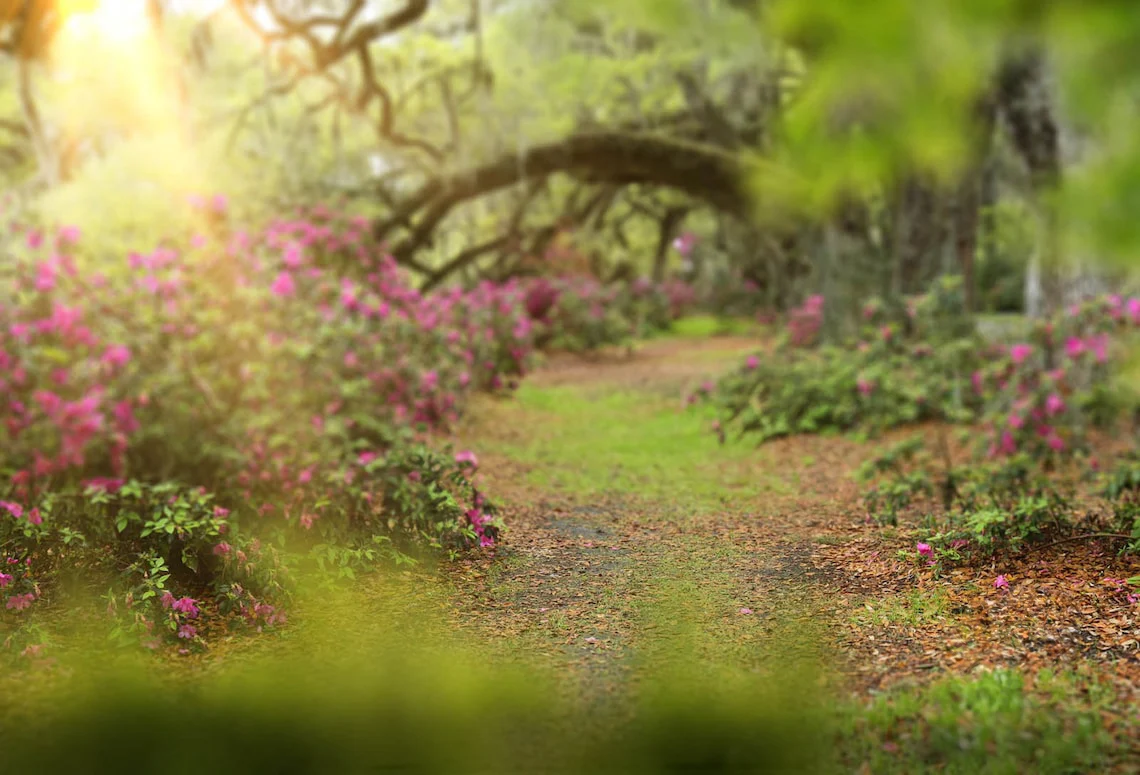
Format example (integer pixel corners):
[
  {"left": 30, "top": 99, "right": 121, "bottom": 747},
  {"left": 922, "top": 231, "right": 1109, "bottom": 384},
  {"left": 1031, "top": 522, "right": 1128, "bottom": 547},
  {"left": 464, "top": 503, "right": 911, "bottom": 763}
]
[{"left": 1, "top": 0, "right": 1139, "bottom": 316}]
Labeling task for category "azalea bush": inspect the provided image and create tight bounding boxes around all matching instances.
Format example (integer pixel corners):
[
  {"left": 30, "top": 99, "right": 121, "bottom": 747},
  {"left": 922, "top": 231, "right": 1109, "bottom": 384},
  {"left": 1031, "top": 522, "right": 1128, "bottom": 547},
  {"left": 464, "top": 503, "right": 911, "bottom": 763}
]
[
  {"left": 702, "top": 279, "right": 1140, "bottom": 450},
  {"left": 855, "top": 292, "right": 1140, "bottom": 557},
  {"left": 0, "top": 202, "right": 530, "bottom": 650},
  {"left": 525, "top": 276, "right": 694, "bottom": 352},
  {"left": 700, "top": 278, "right": 984, "bottom": 443},
  {"left": 859, "top": 437, "right": 1075, "bottom": 556}
]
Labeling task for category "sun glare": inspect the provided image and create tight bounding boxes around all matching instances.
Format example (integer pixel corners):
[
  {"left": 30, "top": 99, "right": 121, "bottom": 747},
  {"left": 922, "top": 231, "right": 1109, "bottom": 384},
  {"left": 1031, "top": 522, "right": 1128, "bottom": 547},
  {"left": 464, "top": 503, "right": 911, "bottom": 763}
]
[{"left": 60, "top": 0, "right": 150, "bottom": 43}]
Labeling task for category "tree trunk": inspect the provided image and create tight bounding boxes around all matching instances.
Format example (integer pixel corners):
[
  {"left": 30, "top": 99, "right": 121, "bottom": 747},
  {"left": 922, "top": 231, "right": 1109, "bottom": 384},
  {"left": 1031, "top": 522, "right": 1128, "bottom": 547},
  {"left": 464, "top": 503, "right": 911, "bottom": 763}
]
[{"left": 652, "top": 207, "right": 688, "bottom": 282}]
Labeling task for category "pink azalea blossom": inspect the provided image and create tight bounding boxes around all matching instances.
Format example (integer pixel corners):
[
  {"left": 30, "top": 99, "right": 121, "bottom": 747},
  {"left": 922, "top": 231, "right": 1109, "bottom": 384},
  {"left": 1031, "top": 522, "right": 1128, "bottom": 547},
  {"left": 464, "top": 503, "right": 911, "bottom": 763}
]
[
  {"left": 745, "top": 355, "right": 759, "bottom": 370},
  {"left": 6, "top": 593, "right": 34, "bottom": 611},
  {"left": 1045, "top": 393, "right": 1065, "bottom": 416},
  {"left": 994, "top": 575, "right": 1009, "bottom": 590},
  {"left": 738, "top": 607, "right": 754, "bottom": 615},
  {"left": 177, "top": 624, "right": 197, "bottom": 640},
  {"left": 1128, "top": 297, "right": 1140, "bottom": 325},
  {"left": 101, "top": 344, "right": 131, "bottom": 368},
  {"left": 1009, "top": 343, "right": 1032, "bottom": 365},
  {"left": 455, "top": 450, "right": 479, "bottom": 468},
  {"left": 270, "top": 271, "right": 296, "bottom": 297},
  {"left": 1, "top": 501, "right": 23, "bottom": 519},
  {"left": 1065, "top": 337, "right": 1085, "bottom": 359},
  {"left": 0, "top": 572, "right": 11, "bottom": 588},
  {"left": 171, "top": 597, "right": 200, "bottom": 618},
  {"left": 916, "top": 542, "right": 933, "bottom": 558}
]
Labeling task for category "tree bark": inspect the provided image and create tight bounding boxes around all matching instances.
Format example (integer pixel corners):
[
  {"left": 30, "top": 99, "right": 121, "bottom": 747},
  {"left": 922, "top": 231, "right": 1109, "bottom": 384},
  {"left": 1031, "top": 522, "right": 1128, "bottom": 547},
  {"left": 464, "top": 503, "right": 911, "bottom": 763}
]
[{"left": 372, "top": 131, "right": 753, "bottom": 266}]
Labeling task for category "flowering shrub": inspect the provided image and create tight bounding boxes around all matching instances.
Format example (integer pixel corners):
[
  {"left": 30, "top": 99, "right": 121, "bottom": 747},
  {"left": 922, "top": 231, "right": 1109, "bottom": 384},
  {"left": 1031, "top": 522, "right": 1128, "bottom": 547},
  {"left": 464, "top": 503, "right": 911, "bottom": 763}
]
[
  {"left": 859, "top": 437, "right": 1074, "bottom": 555},
  {"left": 0, "top": 202, "right": 544, "bottom": 649},
  {"left": 702, "top": 279, "right": 983, "bottom": 443},
  {"left": 527, "top": 276, "right": 694, "bottom": 352},
  {"left": 786, "top": 294, "right": 825, "bottom": 348},
  {"left": 702, "top": 279, "right": 1139, "bottom": 452}
]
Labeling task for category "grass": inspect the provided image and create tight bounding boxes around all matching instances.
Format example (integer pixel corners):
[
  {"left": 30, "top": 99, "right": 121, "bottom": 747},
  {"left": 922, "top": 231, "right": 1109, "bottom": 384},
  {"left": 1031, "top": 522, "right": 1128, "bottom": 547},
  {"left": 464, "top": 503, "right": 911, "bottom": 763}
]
[
  {"left": 657, "top": 314, "right": 760, "bottom": 339},
  {"left": 477, "top": 383, "right": 788, "bottom": 510},
  {"left": 837, "top": 668, "right": 1116, "bottom": 774}
]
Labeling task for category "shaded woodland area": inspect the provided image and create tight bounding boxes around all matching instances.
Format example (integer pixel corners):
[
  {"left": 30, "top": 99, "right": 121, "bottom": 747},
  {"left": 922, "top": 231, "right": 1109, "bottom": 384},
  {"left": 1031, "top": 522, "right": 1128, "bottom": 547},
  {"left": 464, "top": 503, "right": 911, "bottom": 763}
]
[{"left": 4, "top": 2, "right": 1140, "bottom": 774}]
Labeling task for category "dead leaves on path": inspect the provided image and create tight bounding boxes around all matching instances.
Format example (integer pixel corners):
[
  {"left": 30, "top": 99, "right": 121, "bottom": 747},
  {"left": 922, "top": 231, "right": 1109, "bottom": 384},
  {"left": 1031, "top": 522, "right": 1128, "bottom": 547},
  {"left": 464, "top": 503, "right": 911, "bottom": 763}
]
[{"left": 451, "top": 338, "right": 1140, "bottom": 722}]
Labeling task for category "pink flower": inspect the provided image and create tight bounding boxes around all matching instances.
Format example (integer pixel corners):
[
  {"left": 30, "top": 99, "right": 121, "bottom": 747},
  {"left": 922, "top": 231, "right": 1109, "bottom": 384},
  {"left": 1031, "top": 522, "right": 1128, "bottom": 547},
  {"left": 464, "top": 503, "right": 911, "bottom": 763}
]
[
  {"left": 1128, "top": 297, "right": 1140, "bottom": 325},
  {"left": 101, "top": 344, "right": 131, "bottom": 368},
  {"left": 1, "top": 501, "right": 23, "bottom": 519},
  {"left": 479, "top": 534, "right": 495, "bottom": 548},
  {"left": 998, "top": 430, "right": 1017, "bottom": 456},
  {"left": 1065, "top": 337, "right": 1085, "bottom": 359},
  {"left": 745, "top": 355, "right": 759, "bottom": 370},
  {"left": 177, "top": 624, "right": 197, "bottom": 640},
  {"left": 300, "top": 512, "right": 316, "bottom": 530},
  {"left": 6, "top": 593, "right": 34, "bottom": 611},
  {"left": 1009, "top": 343, "right": 1032, "bottom": 365},
  {"left": 171, "top": 597, "right": 200, "bottom": 618},
  {"left": 1007, "top": 413, "right": 1024, "bottom": 430},
  {"left": 455, "top": 450, "right": 479, "bottom": 468},
  {"left": 880, "top": 325, "right": 892, "bottom": 342},
  {"left": 357, "top": 451, "right": 379, "bottom": 466},
  {"left": 0, "top": 572, "right": 11, "bottom": 588},
  {"left": 738, "top": 607, "right": 754, "bottom": 615},
  {"left": 282, "top": 242, "right": 304, "bottom": 268},
  {"left": 916, "top": 542, "right": 933, "bottom": 558},
  {"left": 58, "top": 225, "right": 81, "bottom": 245},
  {"left": 1045, "top": 393, "right": 1065, "bottom": 416},
  {"left": 994, "top": 575, "right": 1009, "bottom": 590},
  {"left": 270, "top": 271, "right": 296, "bottom": 297},
  {"left": 971, "top": 370, "right": 984, "bottom": 395},
  {"left": 27, "top": 508, "right": 41, "bottom": 526},
  {"left": 213, "top": 506, "right": 230, "bottom": 518},
  {"left": 213, "top": 542, "right": 232, "bottom": 556},
  {"left": 1047, "top": 434, "right": 1065, "bottom": 452},
  {"left": 856, "top": 378, "right": 874, "bottom": 396},
  {"left": 35, "top": 261, "right": 57, "bottom": 291}
]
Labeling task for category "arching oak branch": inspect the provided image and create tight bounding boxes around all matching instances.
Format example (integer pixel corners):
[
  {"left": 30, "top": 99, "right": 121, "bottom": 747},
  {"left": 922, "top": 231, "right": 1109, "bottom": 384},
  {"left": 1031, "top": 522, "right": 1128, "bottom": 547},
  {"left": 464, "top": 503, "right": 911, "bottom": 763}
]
[{"left": 373, "top": 131, "right": 754, "bottom": 265}]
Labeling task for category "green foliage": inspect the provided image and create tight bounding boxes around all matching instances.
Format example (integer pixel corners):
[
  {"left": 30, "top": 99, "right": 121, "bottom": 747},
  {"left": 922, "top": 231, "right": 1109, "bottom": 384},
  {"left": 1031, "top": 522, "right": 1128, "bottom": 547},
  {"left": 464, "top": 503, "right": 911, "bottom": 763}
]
[
  {"left": 1099, "top": 452, "right": 1140, "bottom": 553},
  {"left": 705, "top": 278, "right": 983, "bottom": 444},
  {"left": 839, "top": 669, "right": 1113, "bottom": 774}
]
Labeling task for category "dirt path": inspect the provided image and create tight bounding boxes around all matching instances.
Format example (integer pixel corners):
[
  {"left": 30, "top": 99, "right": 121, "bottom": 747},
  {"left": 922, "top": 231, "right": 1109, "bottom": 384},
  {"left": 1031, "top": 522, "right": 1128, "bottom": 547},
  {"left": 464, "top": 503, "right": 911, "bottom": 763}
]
[
  {"left": 446, "top": 336, "right": 859, "bottom": 714},
  {"left": 446, "top": 332, "right": 1140, "bottom": 750}
]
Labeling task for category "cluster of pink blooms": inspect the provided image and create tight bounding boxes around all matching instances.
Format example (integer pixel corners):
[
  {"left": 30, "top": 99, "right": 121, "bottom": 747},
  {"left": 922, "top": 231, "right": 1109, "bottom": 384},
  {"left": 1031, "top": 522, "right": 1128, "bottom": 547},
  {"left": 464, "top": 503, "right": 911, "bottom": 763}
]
[
  {"left": 786, "top": 295, "right": 824, "bottom": 348},
  {"left": 158, "top": 591, "right": 203, "bottom": 640},
  {"left": 0, "top": 554, "right": 38, "bottom": 612},
  {"left": 979, "top": 294, "right": 1134, "bottom": 460}
]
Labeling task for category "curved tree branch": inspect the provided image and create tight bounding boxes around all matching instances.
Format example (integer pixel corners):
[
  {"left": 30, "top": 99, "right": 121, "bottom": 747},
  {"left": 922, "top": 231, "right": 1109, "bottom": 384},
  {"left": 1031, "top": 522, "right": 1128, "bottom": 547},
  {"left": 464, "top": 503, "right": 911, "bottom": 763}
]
[{"left": 374, "top": 131, "right": 752, "bottom": 263}]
